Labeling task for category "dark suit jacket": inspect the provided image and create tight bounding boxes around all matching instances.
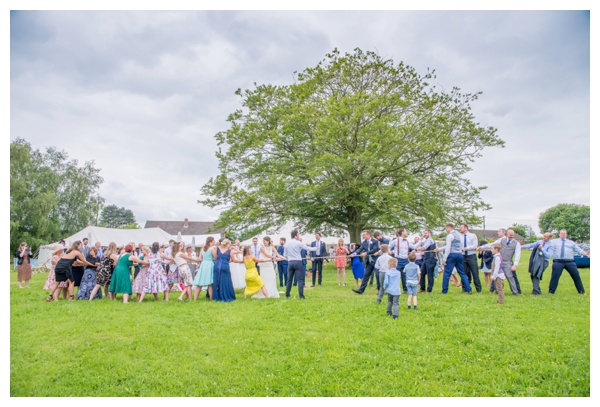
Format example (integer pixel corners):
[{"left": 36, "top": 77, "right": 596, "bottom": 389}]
[
  {"left": 311, "top": 240, "right": 328, "bottom": 260},
  {"left": 353, "top": 238, "right": 380, "bottom": 264},
  {"left": 277, "top": 245, "right": 288, "bottom": 265}
]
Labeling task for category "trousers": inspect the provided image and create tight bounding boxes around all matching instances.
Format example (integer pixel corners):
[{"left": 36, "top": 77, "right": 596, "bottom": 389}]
[
  {"left": 286, "top": 261, "right": 306, "bottom": 298},
  {"left": 548, "top": 260, "right": 585, "bottom": 294},
  {"left": 442, "top": 253, "right": 471, "bottom": 293}
]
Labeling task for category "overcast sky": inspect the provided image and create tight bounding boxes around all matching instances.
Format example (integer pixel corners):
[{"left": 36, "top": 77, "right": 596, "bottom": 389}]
[{"left": 8, "top": 7, "right": 591, "bottom": 236}]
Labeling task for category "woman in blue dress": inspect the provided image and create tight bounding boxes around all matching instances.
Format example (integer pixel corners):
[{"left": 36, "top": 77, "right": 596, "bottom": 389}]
[
  {"left": 76, "top": 247, "right": 102, "bottom": 300},
  {"left": 212, "top": 239, "right": 242, "bottom": 302},
  {"left": 350, "top": 243, "right": 365, "bottom": 289},
  {"left": 193, "top": 236, "right": 217, "bottom": 300}
]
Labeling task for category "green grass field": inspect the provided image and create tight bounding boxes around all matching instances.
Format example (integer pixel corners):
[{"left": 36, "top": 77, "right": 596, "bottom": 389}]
[{"left": 10, "top": 252, "right": 590, "bottom": 396}]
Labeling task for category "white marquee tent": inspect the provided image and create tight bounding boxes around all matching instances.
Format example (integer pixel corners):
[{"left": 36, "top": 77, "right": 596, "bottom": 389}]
[
  {"left": 35, "top": 226, "right": 175, "bottom": 270},
  {"left": 240, "top": 222, "right": 350, "bottom": 247}
]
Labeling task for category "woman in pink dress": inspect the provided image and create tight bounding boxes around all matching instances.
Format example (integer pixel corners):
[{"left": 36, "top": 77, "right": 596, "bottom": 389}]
[{"left": 334, "top": 239, "right": 350, "bottom": 286}]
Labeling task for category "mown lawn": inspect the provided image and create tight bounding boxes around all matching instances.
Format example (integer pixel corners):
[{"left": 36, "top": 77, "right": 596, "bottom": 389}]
[{"left": 10, "top": 252, "right": 590, "bottom": 396}]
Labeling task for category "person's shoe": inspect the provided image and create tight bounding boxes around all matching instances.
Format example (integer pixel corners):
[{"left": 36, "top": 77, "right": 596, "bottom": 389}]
[
  {"left": 386, "top": 312, "right": 392, "bottom": 316},
  {"left": 580, "top": 292, "right": 587, "bottom": 295},
  {"left": 352, "top": 289, "right": 362, "bottom": 294},
  {"left": 310, "top": 284, "right": 315, "bottom": 287},
  {"left": 376, "top": 300, "right": 381, "bottom": 305},
  {"left": 393, "top": 316, "right": 398, "bottom": 320},
  {"left": 418, "top": 289, "right": 425, "bottom": 293},
  {"left": 413, "top": 306, "right": 418, "bottom": 310}
]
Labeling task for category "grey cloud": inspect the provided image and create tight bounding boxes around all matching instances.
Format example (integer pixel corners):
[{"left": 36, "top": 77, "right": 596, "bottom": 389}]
[{"left": 10, "top": 10, "right": 590, "bottom": 233}]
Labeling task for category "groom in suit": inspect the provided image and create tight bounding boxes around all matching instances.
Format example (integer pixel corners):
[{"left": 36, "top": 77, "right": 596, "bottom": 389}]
[
  {"left": 310, "top": 233, "right": 328, "bottom": 287},
  {"left": 351, "top": 229, "right": 380, "bottom": 294}
]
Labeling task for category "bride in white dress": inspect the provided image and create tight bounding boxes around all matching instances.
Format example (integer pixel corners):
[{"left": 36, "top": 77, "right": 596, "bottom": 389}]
[
  {"left": 230, "top": 240, "right": 246, "bottom": 290},
  {"left": 253, "top": 236, "right": 285, "bottom": 299}
]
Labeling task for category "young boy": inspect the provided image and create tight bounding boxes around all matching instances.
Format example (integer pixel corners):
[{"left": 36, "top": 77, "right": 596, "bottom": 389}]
[
  {"left": 490, "top": 244, "right": 505, "bottom": 304},
  {"left": 374, "top": 244, "right": 392, "bottom": 304},
  {"left": 384, "top": 257, "right": 401, "bottom": 319},
  {"left": 404, "top": 252, "right": 421, "bottom": 310}
]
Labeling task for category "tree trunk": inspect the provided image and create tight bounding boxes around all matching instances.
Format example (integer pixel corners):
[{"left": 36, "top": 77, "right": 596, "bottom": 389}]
[{"left": 348, "top": 225, "right": 363, "bottom": 245}]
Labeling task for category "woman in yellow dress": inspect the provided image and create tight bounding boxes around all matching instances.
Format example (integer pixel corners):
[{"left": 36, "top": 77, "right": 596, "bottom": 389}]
[{"left": 242, "top": 246, "right": 270, "bottom": 298}]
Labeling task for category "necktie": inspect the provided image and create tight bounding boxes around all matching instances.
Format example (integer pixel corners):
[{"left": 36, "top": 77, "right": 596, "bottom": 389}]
[
  {"left": 396, "top": 238, "right": 400, "bottom": 257},
  {"left": 463, "top": 235, "right": 467, "bottom": 254},
  {"left": 506, "top": 240, "right": 511, "bottom": 246},
  {"left": 560, "top": 239, "right": 565, "bottom": 258}
]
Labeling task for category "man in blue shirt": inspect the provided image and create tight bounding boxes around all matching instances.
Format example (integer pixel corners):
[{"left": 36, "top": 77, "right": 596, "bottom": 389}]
[
  {"left": 521, "top": 232, "right": 553, "bottom": 295},
  {"left": 283, "top": 230, "right": 317, "bottom": 299},
  {"left": 546, "top": 229, "right": 589, "bottom": 295}
]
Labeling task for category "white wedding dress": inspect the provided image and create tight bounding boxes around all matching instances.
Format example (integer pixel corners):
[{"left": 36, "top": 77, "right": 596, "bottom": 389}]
[
  {"left": 253, "top": 246, "right": 279, "bottom": 298},
  {"left": 230, "top": 251, "right": 246, "bottom": 290}
]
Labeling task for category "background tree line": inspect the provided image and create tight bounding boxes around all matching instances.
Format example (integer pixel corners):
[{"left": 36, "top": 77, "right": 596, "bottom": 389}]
[{"left": 10, "top": 138, "right": 139, "bottom": 255}]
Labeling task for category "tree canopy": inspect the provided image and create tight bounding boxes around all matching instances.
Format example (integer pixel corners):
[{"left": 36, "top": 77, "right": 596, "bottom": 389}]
[
  {"left": 10, "top": 138, "right": 104, "bottom": 253},
  {"left": 509, "top": 223, "right": 537, "bottom": 243},
  {"left": 201, "top": 48, "right": 504, "bottom": 242},
  {"left": 100, "top": 204, "right": 137, "bottom": 229},
  {"left": 539, "top": 203, "right": 590, "bottom": 242}
]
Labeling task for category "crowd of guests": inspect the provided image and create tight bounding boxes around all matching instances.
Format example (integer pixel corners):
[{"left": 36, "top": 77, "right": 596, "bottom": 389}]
[{"left": 37, "top": 224, "right": 590, "bottom": 311}]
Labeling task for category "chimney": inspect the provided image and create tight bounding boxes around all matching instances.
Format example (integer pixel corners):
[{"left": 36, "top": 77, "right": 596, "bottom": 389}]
[{"left": 183, "top": 218, "right": 189, "bottom": 228}]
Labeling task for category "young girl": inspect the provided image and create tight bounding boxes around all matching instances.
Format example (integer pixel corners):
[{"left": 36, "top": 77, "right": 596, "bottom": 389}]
[
  {"left": 350, "top": 243, "right": 365, "bottom": 288},
  {"left": 240, "top": 246, "right": 270, "bottom": 299},
  {"left": 334, "top": 239, "right": 349, "bottom": 286},
  {"left": 193, "top": 237, "right": 217, "bottom": 301},
  {"left": 478, "top": 240, "right": 494, "bottom": 288}
]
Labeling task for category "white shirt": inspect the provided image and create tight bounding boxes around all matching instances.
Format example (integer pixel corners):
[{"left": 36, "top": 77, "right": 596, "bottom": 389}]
[
  {"left": 388, "top": 237, "right": 416, "bottom": 259},
  {"left": 165, "top": 246, "right": 177, "bottom": 271},
  {"left": 462, "top": 232, "right": 479, "bottom": 256},
  {"left": 374, "top": 253, "right": 392, "bottom": 273},
  {"left": 440, "top": 233, "right": 462, "bottom": 263}
]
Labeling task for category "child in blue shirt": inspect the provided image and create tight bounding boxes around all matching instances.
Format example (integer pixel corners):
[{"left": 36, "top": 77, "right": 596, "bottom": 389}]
[
  {"left": 404, "top": 252, "right": 421, "bottom": 310},
  {"left": 384, "top": 257, "right": 401, "bottom": 319}
]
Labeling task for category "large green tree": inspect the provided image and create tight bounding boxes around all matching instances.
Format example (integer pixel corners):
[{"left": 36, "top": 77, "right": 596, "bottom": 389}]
[
  {"left": 539, "top": 203, "right": 590, "bottom": 242},
  {"left": 100, "top": 204, "right": 137, "bottom": 228},
  {"left": 10, "top": 138, "right": 104, "bottom": 253},
  {"left": 201, "top": 49, "right": 504, "bottom": 242}
]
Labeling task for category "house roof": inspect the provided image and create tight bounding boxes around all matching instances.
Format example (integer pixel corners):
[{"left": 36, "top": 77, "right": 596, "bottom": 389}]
[
  {"left": 470, "top": 229, "right": 525, "bottom": 241},
  {"left": 144, "top": 219, "right": 224, "bottom": 236}
]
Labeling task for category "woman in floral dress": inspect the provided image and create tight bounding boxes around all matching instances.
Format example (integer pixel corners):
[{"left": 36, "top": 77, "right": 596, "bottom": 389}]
[{"left": 138, "top": 242, "right": 170, "bottom": 302}]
